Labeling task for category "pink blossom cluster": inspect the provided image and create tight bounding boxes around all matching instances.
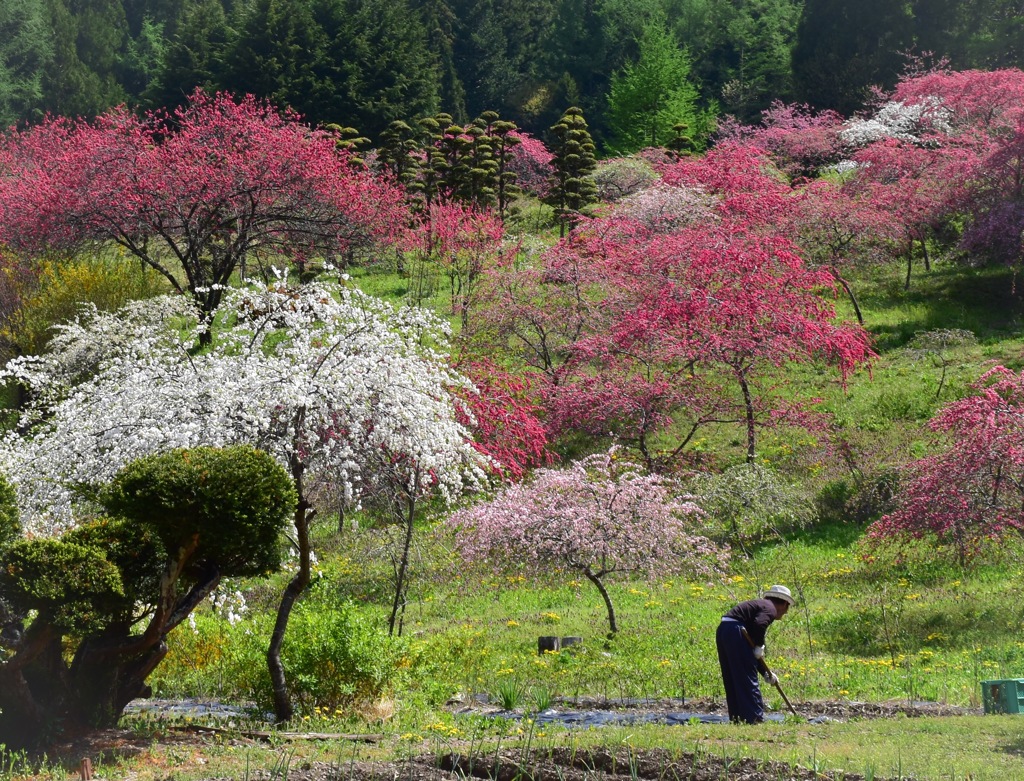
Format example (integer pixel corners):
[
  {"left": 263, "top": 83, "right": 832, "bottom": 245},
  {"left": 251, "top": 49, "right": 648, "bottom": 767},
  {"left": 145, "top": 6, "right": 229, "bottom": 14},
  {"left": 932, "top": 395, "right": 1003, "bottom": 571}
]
[
  {"left": 505, "top": 130, "right": 554, "bottom": 197},
  {"left": 448, "top": 449, "right": 724, "bottom": 578},
  {"left": 869, "top": 366, "right": 1024, "bottom": 564}
]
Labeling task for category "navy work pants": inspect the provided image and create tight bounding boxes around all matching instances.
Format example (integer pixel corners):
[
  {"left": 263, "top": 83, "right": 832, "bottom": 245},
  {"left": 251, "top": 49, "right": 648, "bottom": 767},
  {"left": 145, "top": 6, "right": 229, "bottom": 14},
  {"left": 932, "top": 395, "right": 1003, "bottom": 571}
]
[{"left": 715, "top": 618, "right": 764, "bottom": 723}]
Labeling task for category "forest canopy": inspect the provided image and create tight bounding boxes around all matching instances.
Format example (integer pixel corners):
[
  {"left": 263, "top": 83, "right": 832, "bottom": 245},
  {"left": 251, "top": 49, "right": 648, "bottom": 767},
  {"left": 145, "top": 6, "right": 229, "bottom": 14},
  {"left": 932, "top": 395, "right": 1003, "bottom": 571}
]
[{"left": 2, "top": 0, "right": 1020, "bottom": 145}]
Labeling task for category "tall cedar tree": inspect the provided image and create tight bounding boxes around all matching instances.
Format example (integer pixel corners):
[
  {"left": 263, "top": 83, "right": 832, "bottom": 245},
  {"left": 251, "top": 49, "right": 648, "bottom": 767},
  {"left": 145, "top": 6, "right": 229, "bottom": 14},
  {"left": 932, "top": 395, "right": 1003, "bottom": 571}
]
[
  {"left": 605, "top": 21, "right": 711, "bottom": 153},
  {"left": 146, "top": 0, "right": 230, "bottom": 111},
  {"left": 0, "top": 0, "right": 54, "bottom": 127}
]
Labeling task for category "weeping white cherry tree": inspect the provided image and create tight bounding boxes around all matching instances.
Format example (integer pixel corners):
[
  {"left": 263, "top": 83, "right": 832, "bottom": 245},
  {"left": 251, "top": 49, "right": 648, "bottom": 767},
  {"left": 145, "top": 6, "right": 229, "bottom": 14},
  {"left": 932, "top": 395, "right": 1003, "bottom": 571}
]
[{"left": 0, "top": 279, "right": 487, "bottom": 721}]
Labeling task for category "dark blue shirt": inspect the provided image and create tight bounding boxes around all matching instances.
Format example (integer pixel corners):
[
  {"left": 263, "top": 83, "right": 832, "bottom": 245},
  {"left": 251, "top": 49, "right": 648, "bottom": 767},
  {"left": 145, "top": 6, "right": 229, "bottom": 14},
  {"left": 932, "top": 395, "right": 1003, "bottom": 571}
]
[{"left": 723, "top": 598, "right": 778, "bottom": 647}]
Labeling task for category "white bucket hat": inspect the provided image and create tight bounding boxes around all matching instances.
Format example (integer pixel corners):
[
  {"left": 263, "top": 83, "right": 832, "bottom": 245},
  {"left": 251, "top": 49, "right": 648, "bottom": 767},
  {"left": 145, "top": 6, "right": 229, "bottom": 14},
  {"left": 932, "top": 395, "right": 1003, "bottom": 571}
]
[{"left": 763, "top": 584, "right": 795, "bottom": 605}]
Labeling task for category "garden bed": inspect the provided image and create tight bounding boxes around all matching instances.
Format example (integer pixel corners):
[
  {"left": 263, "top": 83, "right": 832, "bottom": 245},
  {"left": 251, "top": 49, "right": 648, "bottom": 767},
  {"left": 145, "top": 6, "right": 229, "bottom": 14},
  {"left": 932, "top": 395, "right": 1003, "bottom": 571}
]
[{"left": 40, "top": 698, "right": 982, "bottom": 781}]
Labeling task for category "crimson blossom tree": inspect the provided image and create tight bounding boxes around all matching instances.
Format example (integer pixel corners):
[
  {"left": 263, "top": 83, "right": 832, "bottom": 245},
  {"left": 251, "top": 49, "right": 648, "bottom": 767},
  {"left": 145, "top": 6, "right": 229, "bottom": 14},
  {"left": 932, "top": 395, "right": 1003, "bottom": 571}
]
[
  {"left": 412, "top": 201, "right": 509, "bottom": 329},
  {"left": 783, "top": 179, "right": 895, "bottom": 324},
  {"left": 836, "top": 69, "right": 1024, "bottom": 283},
  {"left": 0, "top": 90, "right": 408, "bottom": 331},
  {"left": 844, "top": 136, "right": 971, "bottom": 289},
  {"left": 447, "top": 450, "right": 725, "bottom": 636},
  {"left": 475, "top": 143, "right": 873, "bottom": 470},
  {"left": 453, "top": 358, "right": 551, "bottom": 481},
  {"left": 717, "top": 101, "right": 846, "bottom": 180},
  {"left": 0, "top": 280, "right": 486, "bottom": 722},
  {"left": 868, "top": 366, "right": 1024, "bottom": 566}
]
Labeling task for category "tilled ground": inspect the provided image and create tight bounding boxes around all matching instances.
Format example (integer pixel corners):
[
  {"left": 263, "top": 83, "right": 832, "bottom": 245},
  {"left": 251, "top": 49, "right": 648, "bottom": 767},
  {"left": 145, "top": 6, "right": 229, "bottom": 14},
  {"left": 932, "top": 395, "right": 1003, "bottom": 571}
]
[
  {"left": 43, "top": 699, "right": 979, "bottom": 781},
  {"left": 211, "top": 746, "right": 894, "bottom": 781},
  {"left": 507, "top": 696, "right": 979, "bottom": 722}
]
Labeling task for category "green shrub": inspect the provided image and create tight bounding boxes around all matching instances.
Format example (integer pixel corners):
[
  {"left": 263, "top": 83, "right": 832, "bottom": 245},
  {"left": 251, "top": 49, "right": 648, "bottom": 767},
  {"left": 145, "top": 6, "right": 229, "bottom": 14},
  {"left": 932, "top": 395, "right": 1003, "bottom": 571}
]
[
  {"left": 815, "top": 479, "right": 856, "bottom": 525},
  {"left": 101, "top": 444, "right": 297, "bottom": 577},
  {"left": 0, "top": 537, "right": 124, "bottom": 632},
  {"left": 216, "top": 600, "right": 408, "bottom": 714}
]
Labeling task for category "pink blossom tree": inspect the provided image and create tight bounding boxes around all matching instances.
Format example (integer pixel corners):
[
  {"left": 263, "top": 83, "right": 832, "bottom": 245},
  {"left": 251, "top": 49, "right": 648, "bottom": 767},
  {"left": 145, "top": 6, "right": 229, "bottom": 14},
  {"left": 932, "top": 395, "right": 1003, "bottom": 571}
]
[
  {"left": 549, "top": 221, "right": 871, "bottom": 467},
  {"left": 887, "top": 68, "right": 1024, "bottom": 136},
  {"left": 845, "top": 136, "right": 972, "bottom": 288},
  {"left": 0, "top": 90, "right": 408, "bottom": 331},
  {"left": 718, "top": 101, "right": 846, "bottom": 180},
  {"left": 475, "top": 144, "right": 873, "bottom": 470},
  {"left": 506, "top": 130, "right": 554, "bottom": 198},
  {"left": 837, "top": 68, "right": 1024, "bottom": 281},
  {"left": 783, "top": 179, "right": 895, "bottom": 324},
  {"left": 453, "top": 358, "right": 552, "bottom": 481},
  {"left": 960, "top": 118, "right": 1024, "bottom": 266},
  {"left": 869, "top": 366, "right": 1024, "bottom": 566},
  {"left": 611, "top": 181, "right": 716, "bottom": 233},
  {"left": 412, "top": 201, "right": 509, "bottom": 329},
  {"left": 447, "top": 450, "right": 725, "bottom": 636}
]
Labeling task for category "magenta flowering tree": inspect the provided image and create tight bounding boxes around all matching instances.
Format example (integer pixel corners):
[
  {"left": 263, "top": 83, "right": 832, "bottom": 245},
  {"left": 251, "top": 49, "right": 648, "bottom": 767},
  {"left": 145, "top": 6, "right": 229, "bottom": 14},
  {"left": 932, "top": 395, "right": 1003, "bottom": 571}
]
[
  {"left": 868, "top": 366, "right": 1024, "bottom": 566},
  {"left": 0, "top": 90, "right": 408, "bottom": 329},
  {"left": 718, "top": 101, "right": 846, "bottom": 179},
  {"left": 473, "top": 143, "right": 873, "bottom": 471},
  {"left": 447, "top": 450, "right": 726, "bottom": 636},
  {"left": 506, "top": 130, "right": 554, "bottom": 198}
]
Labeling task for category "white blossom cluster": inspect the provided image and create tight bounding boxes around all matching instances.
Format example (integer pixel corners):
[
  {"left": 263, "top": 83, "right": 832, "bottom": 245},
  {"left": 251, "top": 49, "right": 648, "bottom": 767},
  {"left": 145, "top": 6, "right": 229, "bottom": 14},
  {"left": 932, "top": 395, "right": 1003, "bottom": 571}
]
[
  {"left": 839, "top": 98, "right": 953, "bottom": 148},
  {"left": 209, "top": 588, "right": 248, "bottom": 625},
  {"left": 0, "top": 281, "right": 487, "bottom": 535}
]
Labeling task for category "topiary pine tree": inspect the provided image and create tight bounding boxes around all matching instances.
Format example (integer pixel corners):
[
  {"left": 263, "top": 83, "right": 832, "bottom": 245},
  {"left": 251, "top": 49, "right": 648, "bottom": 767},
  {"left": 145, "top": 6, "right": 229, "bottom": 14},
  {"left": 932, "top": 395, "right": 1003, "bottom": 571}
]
[
  {"left": 323, "top": 124, "right": 371, "bottom": 168},
  {"left": 666, "top": 122, "right": 695, "bottom": 159},
  {"left": 416, "top": 112, "right": 454, "bottom": 212},
  {"left": 378, "top": 119, "right": 423, "bottom": 194},
  {"left": 0, "top": 446, "right": 296, "bottom": 749},
  {"left": 543, "top": 106, "right": 598, "bottom": 237},
  {"left": 483, "top": 114, "right": 523, "bottom": 222}
]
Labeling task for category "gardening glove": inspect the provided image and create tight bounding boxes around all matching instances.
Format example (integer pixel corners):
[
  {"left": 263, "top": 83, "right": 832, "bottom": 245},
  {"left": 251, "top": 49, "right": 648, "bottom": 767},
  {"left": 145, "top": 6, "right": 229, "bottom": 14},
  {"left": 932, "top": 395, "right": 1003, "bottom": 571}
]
[
  {"left": 767, "top": 672, "right": 779, "bottom": 686},
  {"left": 752, "top": 645, "right": 765, "bottom": 659}
]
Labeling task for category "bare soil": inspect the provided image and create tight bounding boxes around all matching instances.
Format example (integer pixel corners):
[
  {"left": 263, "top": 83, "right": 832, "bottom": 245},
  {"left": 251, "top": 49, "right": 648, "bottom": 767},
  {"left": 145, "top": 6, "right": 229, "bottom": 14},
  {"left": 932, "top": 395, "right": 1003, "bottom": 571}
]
[{"left": 41, "top": 699, "right": 979, "bottom": 781}]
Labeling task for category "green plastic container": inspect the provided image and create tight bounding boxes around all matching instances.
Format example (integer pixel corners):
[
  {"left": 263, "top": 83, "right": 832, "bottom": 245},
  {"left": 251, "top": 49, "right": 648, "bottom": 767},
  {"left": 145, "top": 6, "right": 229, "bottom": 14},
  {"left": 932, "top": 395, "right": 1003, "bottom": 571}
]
[{"left": 981, "top": 679, "right": 1024, "bottom": 714}]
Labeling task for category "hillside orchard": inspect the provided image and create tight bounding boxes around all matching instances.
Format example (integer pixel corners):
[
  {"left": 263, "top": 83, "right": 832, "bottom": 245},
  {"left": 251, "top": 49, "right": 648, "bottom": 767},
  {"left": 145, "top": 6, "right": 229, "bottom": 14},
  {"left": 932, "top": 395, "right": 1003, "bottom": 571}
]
[{"left": 3, "top": 67, "right": 1024, "bottom": 749}]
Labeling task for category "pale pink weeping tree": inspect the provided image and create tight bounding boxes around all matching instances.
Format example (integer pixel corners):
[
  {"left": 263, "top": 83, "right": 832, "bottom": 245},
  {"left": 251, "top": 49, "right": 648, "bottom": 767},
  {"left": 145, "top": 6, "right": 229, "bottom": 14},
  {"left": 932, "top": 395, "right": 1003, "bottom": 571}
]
[{"left": 448, "top": 450, "right": 727, "bottom": 637}]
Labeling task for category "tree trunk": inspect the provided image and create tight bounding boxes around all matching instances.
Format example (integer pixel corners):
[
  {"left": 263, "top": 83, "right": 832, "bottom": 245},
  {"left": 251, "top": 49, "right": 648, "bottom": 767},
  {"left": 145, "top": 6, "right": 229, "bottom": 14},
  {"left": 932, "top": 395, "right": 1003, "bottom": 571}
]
[
  {"left": 582, "top": 567, "right": 617, "bottom": 638},
  {"left": 737, "top": 369, "right": 756, "bottom": 463},
  {"left": 388, "top": 480, "right": 418, "bottom": 637},
  {"left": 828, "top": 265, "right": 863, "bottom": 325},
  {"left": 267, "top": 501, "right": 312, "bottom": 723},
  {"left": 0, "top": 624, "right": 58, "bottom": 748},
  {"left": 268, "top": 427, "right": 313, "bottom": 724}
]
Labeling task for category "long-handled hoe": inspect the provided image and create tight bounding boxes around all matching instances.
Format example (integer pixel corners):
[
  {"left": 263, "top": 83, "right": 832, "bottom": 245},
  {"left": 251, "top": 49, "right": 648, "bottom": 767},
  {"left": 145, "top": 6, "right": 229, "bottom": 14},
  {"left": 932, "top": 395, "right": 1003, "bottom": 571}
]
[{"left": 740, "top": 626, "right": 798, "bottom": 717}]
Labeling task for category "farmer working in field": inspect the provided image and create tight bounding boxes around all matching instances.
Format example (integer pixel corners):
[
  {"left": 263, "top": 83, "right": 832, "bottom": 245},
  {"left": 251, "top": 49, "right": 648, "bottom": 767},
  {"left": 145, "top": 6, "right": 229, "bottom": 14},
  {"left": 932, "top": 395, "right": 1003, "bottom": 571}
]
[{"left": 716, "top": 584, "right": 794, "bottom": 723}]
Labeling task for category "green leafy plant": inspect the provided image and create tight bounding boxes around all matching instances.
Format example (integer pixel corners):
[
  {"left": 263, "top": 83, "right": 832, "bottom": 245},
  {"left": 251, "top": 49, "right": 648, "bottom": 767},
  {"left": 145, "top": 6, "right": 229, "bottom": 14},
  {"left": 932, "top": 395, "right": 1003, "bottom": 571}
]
[{"left": 495, "top": 679, "right": 526, "bottom": 710}]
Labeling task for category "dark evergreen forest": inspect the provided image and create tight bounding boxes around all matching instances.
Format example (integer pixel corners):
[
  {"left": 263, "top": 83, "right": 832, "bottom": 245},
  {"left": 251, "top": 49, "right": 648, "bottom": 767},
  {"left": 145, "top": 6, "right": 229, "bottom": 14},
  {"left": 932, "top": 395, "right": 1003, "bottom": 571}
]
[{"left": 2, "top": 0, "right": 1022, "bottom": 147}]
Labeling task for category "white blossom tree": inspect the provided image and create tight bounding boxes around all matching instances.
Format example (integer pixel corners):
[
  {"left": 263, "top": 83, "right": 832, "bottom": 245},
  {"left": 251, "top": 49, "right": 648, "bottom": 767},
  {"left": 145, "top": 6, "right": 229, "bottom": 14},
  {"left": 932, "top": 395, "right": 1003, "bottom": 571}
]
[
  {"left": 0, "top": 279, "right": 487, "bottom": 721},
  {"left": 839, "top": 98, "right": 952, "bottom": 148}
]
